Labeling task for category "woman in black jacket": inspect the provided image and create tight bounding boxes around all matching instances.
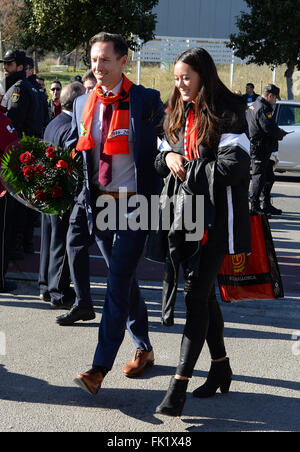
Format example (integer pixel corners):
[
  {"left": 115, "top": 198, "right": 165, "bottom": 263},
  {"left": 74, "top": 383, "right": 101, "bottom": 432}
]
[{"left": 155, "top": 47, "right": 251, "bottom": 417}]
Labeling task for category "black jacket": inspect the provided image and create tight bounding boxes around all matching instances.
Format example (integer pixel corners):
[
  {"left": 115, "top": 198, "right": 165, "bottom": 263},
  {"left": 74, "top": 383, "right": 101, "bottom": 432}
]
[
  {"left": 48, "top": 99, "right": 62, "bottom": 122},
  {"left": 44, "top": 111, "right": 72, "bottom": 148},
  {"left": 147, "top": 157, "right": 215, "bottom": 265},
  {"left": 150, "top": 132, "right": 252, "bottom": 264},
  {"left": 27, "top": 74, "right": 49, "bottom": 136},
  {"left": 1, "top": 70, "right": 39, "bottom": 138},
  {"left": 246, "top": 96, "right": 286, "bottom": 159},
  {"left": 242, "top": 92, "right": 259, "bottom": 104}
]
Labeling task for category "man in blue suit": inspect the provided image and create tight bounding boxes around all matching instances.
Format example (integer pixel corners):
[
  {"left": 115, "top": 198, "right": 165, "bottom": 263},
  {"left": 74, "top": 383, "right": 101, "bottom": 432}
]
[
  {"left": 59, "top": 32, "right": 164, "bottom": 395},
  {"left": 39, "top": 82, "right": 85, "bottom": 308}
]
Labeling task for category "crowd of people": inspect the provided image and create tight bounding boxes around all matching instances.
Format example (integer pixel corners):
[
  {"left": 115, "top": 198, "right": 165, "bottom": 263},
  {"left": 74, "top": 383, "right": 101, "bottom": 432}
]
[{"left": 0, "top": 32, "right": 287, "bottom": 417}]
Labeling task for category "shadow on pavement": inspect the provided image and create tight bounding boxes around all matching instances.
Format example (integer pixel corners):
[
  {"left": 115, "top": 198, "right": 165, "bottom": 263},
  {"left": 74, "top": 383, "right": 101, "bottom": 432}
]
[{"left": 0, "top": 364, "right": 299, "bottom": 431}]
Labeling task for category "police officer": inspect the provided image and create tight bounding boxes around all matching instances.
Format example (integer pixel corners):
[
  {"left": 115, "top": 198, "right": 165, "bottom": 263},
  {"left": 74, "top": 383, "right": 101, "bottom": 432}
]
[
  {"left": 247, "top": 84, "right": 287, "bottom": 215},
  {"left": 261, "top": 151, "right": 282, "bottom": 216},
  {"left": 0, "top": 49, "right": 40, "bottom": 259},
  {"left": 0, "top": 50, "right": 39, "bottom": 137},
  {"left": 0, "top": 112, "right": 18, "bottom": 292}
]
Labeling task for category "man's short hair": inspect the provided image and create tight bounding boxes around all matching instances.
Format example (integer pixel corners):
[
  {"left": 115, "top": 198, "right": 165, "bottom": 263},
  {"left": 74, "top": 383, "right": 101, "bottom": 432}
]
[
  {"left": 70, "top": 75, "right": 83, "bottom": 84},
  {"left": 61, "top": 82, "right": 84, "bottom": 111},
  {"left": 263, "top": 83, "right": 280, "bottom": 98},
  {"left": 25, "top": 56, "right": 34, "bottom": 69},
  {"left": 82, "top": 69, "right": 97, "bottom": 84},
  {"left": 89, "top": 32, "right": 128, "bottom": 58},
  {"left": 246, "top": 83, "right": 254, "bottom": 89}
]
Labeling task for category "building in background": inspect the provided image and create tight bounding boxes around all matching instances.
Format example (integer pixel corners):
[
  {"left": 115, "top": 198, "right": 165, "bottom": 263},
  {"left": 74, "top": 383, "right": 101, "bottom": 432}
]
[
  {"left": 133, "top": 0, "right": 249, "bottom": 88},
  {"left": 153, "top": 0, "right": 247, "bottom": 39}
]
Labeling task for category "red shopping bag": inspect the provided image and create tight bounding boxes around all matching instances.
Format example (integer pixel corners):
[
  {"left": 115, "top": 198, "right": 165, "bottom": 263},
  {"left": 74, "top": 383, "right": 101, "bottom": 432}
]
[{"left": 218, "top": 214, "right": 284, "bottom": 302}]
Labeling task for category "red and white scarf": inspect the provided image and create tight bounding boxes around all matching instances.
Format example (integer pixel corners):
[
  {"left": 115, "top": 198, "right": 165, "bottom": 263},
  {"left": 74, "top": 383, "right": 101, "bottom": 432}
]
[
  {"left": 184, "top": 106, "right": 200, "bottom": 160},
  {"left": 76, "top": 75, "right": 133, "bottom": 155}
]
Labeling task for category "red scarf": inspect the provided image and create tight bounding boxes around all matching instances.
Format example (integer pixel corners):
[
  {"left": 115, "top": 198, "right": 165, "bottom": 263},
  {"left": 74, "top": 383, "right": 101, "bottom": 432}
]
[
  {"left": 76, "top": 75, "right": 133, "bottom": 155},
  {"left": 54, "top": 101, "right": 62, "bottom": 117},
  {"left": 184, "top": 106, "right": 199, "bottom": 160}
]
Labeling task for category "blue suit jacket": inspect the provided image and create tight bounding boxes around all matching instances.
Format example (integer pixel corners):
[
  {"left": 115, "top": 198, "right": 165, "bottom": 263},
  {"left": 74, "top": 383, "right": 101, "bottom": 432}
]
[
  {"left": 44, "top": 111, "right": 72, "bottom": 148},
  {"left": 66, "top": 83, "right": 164, "bottom": 233}
]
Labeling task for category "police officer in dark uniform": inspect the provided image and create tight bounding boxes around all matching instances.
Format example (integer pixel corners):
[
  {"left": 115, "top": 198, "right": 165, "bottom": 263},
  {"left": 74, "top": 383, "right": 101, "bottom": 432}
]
[
  {"left": 25, "top": 56, "right": 49, "bottom": 135},
  {"left": 246, "top": 84, "right": 287, "bottom": 215},
  {"left": 0, "top": 112, "right": 18, "bottom": 292},
  {"left": 0, "top": 49, "right": 40, "bottom": 259},
  {"left": 0, "top": 50, "right": 38, "bottom": 137}
]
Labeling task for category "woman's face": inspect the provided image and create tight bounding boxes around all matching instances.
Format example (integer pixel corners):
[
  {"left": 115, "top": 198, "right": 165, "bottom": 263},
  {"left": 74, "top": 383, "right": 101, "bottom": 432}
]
[{"left": 174, "top": 61, "right": 201, "bottom": 102}]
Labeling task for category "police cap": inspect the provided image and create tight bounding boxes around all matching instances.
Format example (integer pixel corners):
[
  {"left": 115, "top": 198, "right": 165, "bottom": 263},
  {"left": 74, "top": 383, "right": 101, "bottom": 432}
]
[
  {"left": 0, "top": 49, "right": 26, "bottom": 66},
  {"left": 263, "top": 84, "right": 280, "bottom": 98}
]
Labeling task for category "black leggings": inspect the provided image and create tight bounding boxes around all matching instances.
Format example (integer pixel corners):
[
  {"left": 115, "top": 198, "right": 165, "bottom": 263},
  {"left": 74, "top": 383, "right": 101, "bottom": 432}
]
[{"left": 176, "top": 241, "right": 226, "bottom": 378}]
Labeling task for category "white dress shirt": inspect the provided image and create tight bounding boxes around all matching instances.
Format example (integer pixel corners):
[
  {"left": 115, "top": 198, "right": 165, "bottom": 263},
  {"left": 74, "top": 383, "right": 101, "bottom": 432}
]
[{"left": 90, "top": 78, "right": 136, "bottom": 192}]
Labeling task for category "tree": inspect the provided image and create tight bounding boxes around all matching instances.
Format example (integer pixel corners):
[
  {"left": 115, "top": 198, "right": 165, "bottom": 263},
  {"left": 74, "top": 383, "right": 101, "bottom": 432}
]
[
  {"left": 18, "top": 0, "right": 159, "bottom": 62},
  {"left": 0, "top": 0, "right": 24, "bottom": 49},
  {"left": 228, "top": 0, "right": 300, "bottom": 99}
]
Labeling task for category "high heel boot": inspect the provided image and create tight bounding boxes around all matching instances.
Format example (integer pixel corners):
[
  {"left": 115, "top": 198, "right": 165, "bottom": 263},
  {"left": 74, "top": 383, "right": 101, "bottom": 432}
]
[
  {"left": 156, "top": 377, "right": 189, "bottom": 417},
  {"left": 193, "top": 358, "right": 232, "bottom": 398}
]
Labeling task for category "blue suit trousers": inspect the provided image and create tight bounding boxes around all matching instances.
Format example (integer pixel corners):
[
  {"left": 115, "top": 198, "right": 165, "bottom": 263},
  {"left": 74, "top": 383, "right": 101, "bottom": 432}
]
[{"left": 67, "top": 192, "right": 152, "bottom": 370}]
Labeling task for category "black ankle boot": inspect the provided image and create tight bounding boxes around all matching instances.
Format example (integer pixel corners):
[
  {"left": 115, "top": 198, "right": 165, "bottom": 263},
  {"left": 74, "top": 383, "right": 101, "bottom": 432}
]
[
  {"left": 156, "top": 377, "right": 189, "bottom": 417},
  {"left": 193, "top": 358, "right": 232, "bottom": 398}
]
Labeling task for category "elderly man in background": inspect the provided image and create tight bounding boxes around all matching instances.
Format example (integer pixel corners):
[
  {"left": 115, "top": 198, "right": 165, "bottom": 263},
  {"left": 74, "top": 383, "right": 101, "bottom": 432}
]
[{"left": 39, "top": 82, "right": 85, "bottom": 308}]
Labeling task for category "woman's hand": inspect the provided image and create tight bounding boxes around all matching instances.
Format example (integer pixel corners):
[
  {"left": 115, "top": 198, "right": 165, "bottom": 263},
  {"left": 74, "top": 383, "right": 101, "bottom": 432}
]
[{"left": 165, "top": 152, "right": 188, "bottom": 182}]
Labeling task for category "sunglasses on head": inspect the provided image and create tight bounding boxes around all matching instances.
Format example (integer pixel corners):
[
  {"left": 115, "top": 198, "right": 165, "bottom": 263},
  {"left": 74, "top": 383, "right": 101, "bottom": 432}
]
[{"left": 51, "top": 87, "right": 61, "bottom": 91}]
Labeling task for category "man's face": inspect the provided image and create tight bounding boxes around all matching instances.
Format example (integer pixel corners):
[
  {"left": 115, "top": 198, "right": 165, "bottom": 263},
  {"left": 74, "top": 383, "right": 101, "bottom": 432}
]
[
  {"left": 246, "top": 85, "right": 254, "bottom": 95},
  {"left": 267, "top": 93, "right": 277, "bottom": 105},
  {"left": 91, "top": 41, "right": 127, "bottom": 90},
  {"left": 84, "top": 78, "right": 96, "bottom": 94},
  {"left": 3, "top": 61, "right": 22, "bottom": 77},
  {"left": 25, "top": 66, "right": 34, "bottom": 78},
  {"left": 50, "top": 83, "right": 61, "bottom": 101}
]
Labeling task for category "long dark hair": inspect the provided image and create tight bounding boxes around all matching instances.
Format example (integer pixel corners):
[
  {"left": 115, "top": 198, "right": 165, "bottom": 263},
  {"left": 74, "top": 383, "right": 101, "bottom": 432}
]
[{"left": 166, "top": 47, "right": 246, "bottom": 148}]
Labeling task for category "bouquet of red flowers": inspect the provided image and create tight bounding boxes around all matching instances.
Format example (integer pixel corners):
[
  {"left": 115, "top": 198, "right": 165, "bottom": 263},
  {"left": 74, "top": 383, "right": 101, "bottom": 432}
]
[{"left": 0, "top": 134, "right": 84, "bottom": 216}]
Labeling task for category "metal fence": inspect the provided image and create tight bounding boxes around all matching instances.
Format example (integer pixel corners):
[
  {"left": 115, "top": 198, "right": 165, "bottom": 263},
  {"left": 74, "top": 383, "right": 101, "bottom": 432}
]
[{"left": 132, "top": 36, "right": 248, "bottom": 88}]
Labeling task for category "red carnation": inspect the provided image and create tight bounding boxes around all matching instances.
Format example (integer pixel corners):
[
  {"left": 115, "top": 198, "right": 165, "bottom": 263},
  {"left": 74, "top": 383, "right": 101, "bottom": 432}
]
[
  {"left": 23, "top": 166, "right": 35, "bottom": 179},
  {"left": 51, "top": 185, "right": 63, "bottom": 198},
  {"left": 35, "top": 164, "right": 46, "bottom": 176},
  {"left": 35, "top": 190, "right": 47, "bottom": 202},
  {"left": 46, "top": 146, "right": 57, "bottom": 159},
  {"left": 20, "top": 152, "right": 35, "bottom": 165},
  {"left": 56, "top": 160, "right": 69, "bottom": 169}
]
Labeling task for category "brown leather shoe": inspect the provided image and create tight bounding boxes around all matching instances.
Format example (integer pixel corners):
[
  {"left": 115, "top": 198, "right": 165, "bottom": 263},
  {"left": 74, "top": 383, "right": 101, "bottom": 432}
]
[
  {"left": 123, "top": 349, "right": 155, "bottom": 377},
  {"left": 74, "top": 368, "right": 104, "bottom": 395}
]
